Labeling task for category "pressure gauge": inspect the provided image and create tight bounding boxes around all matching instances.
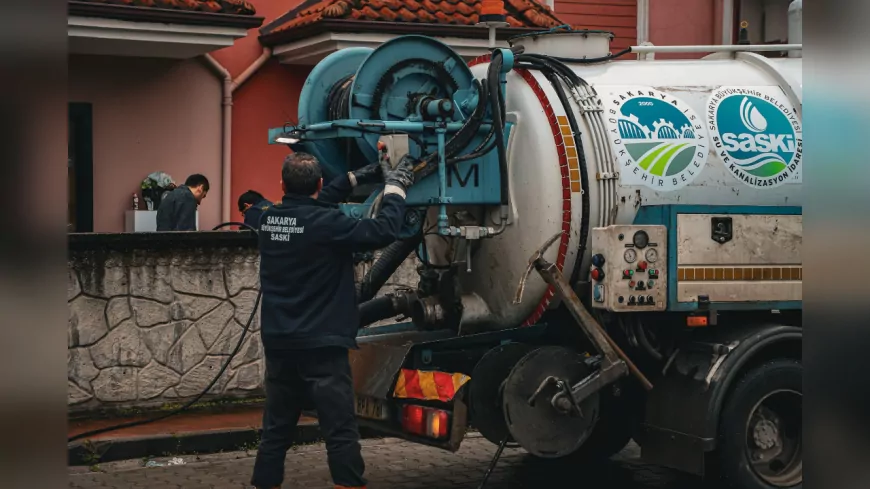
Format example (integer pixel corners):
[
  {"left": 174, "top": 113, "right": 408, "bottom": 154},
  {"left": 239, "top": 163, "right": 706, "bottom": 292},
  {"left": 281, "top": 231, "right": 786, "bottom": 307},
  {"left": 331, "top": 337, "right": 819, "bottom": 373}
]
[
  {"left": 624, "top": 248, "right": 637, "bottom": 263},
  {"left": 632, "top": 230, "right": 650, "bottom": 249},
  {"left": 645, "top": 248, "right": 659, "bottom": 263}
]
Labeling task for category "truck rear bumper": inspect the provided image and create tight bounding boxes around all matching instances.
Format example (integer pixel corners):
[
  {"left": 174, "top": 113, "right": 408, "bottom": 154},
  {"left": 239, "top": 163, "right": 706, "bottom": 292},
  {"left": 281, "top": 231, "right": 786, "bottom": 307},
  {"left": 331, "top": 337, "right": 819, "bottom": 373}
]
[
  {"left": 353, "top": 397, "right": 470, "bottom": 452},
  {"left": 349, "top": 326, "right": 472, "bottom": 452}
]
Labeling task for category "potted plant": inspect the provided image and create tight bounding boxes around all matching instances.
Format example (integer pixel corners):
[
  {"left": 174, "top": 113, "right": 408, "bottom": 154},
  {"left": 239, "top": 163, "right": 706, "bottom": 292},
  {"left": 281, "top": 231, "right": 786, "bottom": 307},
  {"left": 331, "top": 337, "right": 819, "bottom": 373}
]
[{"left": 140, "top": 172, "right": 176, "bottom": 211}]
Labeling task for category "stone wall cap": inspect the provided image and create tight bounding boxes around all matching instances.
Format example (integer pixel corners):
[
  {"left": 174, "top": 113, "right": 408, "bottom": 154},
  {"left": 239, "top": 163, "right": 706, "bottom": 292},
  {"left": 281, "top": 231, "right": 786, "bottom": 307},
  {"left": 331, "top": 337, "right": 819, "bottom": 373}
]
[{"left": 68, "top": 231, "right": 258, "bottom": 252}]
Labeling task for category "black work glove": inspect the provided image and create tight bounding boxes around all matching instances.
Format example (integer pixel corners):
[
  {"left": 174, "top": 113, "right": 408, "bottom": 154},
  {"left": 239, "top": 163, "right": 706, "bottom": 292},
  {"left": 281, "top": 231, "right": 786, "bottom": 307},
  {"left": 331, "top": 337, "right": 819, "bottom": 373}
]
[
  {"left": 383, "top": 154, "right": 417, "bottom": 193},
  {"left": 349, "top": 163, "right": 382, "bottom": 187}
]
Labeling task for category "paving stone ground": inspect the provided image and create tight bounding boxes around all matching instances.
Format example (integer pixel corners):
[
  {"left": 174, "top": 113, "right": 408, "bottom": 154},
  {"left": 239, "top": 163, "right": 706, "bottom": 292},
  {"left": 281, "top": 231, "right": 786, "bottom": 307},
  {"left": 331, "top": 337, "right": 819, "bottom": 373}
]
[{"left": 69, "top": 434, "right": 709, "bottom": 488}]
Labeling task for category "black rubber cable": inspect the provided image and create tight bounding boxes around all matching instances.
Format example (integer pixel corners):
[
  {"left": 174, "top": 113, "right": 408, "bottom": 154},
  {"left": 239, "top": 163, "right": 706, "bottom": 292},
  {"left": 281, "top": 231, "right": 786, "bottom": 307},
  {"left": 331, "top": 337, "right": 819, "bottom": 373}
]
[
  {"left": 487, "top": 50, "right": 510, "bottom": 206},
  {"left": 68, "top": 222, "right": 261, "bottom": 443}
]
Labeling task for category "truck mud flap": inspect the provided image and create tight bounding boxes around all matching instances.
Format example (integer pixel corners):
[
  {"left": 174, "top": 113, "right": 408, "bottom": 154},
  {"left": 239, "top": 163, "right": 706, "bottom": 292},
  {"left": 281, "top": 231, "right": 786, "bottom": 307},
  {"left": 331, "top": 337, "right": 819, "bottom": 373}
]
[{"left": 351, "top": 327, "right": 455, "bottom": 400}]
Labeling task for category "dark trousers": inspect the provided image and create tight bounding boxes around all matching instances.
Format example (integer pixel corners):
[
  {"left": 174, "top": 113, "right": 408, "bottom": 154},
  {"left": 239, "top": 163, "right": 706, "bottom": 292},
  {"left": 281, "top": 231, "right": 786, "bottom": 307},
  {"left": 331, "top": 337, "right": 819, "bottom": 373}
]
[{"left": 251, "top": 347, "right": 366, "bottom": 488}]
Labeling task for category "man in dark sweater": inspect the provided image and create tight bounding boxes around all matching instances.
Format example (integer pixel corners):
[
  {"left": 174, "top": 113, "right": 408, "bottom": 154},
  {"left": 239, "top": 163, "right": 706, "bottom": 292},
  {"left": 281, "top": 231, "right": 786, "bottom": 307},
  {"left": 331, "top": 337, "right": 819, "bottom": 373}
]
[
  {"left": 250, "top": 152, "right": 414, "bottom": 489},
  {"left": 237, "top": 190, "right": 271, "bottom": 229},
  {"left": 155, "top": 174, "right": 209, "bottom": 231}
]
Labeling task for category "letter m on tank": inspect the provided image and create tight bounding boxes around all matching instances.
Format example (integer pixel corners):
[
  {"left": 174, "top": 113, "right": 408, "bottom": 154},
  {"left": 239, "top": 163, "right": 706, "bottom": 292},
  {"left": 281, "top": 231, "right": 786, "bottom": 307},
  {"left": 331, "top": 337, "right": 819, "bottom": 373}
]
[{"left": 447, "top": 163, "right": 480, "bottom": 188}]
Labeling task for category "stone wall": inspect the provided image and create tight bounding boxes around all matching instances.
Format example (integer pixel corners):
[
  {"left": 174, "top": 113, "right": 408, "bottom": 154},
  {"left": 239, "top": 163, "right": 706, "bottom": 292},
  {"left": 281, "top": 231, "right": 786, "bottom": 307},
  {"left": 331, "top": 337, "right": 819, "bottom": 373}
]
[{"left": 67, "top": 233, "right": 419, "bottom": 413}]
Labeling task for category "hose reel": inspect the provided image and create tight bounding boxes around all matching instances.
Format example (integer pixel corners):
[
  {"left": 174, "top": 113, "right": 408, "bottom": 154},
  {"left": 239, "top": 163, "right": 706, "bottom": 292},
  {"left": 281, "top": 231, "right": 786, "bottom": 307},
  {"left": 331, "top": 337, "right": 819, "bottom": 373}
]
[{"left": 294, "top": 36, "right": 479, "bottom": 179}]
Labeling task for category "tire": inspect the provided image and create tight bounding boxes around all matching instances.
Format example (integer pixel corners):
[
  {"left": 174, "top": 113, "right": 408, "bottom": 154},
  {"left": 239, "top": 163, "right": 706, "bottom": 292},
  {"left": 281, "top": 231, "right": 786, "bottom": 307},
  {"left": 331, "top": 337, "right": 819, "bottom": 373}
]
[{"left": 716, "top": 359, "right": 802, "bottom": 489}]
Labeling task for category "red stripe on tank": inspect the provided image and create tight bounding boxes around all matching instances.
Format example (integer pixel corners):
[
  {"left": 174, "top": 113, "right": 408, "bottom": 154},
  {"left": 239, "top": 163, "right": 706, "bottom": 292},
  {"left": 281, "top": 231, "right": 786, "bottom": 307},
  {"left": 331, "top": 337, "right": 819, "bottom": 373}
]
[{"left": 468, "top": 55, "right": 572, "bottom": 327}]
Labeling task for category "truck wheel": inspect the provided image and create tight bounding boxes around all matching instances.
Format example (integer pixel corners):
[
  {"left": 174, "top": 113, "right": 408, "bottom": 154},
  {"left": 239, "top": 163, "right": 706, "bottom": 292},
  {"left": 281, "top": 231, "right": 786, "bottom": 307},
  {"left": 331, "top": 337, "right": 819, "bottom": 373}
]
[{"left": 717, "top": 359, "right": 802, "bottom": 489}]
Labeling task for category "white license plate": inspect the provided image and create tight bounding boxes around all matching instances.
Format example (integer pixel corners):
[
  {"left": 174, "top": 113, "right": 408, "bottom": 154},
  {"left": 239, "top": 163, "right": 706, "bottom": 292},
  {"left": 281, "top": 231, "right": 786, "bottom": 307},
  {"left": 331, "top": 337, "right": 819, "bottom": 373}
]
[{"left": 354, "top": 396, "right": 389, "bottom": 420}]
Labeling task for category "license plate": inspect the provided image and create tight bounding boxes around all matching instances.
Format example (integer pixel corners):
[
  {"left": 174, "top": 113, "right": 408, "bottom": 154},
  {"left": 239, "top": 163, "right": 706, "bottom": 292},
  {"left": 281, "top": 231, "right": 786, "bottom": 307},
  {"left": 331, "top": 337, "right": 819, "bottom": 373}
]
[{"left": 354, "top": 396, "right": 389, "bottom": 420}]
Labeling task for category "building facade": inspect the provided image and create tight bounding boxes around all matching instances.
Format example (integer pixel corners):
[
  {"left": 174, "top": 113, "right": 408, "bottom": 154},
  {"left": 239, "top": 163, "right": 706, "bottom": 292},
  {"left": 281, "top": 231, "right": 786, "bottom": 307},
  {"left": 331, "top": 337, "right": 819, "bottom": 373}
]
[{"left": 67, "top": 0, "right": 799, "bottom": 233}]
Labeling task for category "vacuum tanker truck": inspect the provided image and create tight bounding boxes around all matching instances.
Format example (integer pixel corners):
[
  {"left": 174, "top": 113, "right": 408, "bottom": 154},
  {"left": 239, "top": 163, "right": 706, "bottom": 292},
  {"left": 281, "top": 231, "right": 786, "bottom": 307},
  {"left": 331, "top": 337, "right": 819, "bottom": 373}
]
[{"left": 269, "top": 26, "right": 802, "bottom": 489}]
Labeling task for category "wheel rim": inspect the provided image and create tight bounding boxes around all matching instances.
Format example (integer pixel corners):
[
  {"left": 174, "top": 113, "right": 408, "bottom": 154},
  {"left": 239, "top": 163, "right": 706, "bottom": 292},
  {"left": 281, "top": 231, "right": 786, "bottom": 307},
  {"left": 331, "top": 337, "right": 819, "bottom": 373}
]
[{"left": 744, "top": 388, "right": 802, "bottom": 486}]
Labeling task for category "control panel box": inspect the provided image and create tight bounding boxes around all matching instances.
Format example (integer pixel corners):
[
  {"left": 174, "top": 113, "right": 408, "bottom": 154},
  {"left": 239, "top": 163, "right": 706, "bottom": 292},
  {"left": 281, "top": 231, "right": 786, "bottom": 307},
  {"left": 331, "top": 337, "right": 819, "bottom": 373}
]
[{"left": 589, "top": 225, "right": 668, "bottom": 312}]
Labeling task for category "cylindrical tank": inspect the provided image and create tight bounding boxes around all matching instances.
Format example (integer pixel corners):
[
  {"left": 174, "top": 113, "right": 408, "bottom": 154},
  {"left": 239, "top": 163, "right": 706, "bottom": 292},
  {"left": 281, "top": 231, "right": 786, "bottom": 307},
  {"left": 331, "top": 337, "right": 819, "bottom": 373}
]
[{"left": 427, "top": 32, "right": 803, "bottom": 331}]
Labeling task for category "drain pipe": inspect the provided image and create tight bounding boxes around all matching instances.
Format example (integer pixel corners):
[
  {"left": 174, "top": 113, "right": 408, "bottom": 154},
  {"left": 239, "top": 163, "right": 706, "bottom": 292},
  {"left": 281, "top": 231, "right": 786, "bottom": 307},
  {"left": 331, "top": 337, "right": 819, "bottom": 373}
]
[
  {"left": 203, "top": 47, "right": 272, "bottom": 223},
  {"left": 636, "top": 0, "right": 650, "bottom": 45}
]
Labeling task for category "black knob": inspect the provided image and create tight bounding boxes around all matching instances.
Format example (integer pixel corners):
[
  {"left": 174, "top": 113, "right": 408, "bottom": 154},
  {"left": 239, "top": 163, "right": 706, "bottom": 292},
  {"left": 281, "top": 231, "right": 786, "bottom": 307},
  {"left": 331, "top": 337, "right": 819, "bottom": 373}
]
[
  {"left": 637, "top": 296, "right": 645, "bottom": 305},
  {"left": 647, "top": 295, "right": 654, "bottom": 304},
  {"left": 628, "top": 295, "right": 636, "bottom": 304}
]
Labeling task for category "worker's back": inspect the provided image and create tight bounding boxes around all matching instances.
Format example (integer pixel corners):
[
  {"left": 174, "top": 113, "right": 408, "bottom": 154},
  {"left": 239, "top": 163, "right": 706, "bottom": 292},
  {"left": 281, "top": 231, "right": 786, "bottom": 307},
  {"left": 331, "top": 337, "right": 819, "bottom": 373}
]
[{"left": 156, "top": 186, "right": 196, "bottom": 231}]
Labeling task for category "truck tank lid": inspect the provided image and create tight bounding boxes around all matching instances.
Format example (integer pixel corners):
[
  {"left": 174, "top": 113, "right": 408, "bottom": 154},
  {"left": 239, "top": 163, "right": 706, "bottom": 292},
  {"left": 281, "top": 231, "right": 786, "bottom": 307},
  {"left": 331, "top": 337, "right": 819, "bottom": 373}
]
[{"left": 509, "top": 29, "right": 615, "bottom": 60}]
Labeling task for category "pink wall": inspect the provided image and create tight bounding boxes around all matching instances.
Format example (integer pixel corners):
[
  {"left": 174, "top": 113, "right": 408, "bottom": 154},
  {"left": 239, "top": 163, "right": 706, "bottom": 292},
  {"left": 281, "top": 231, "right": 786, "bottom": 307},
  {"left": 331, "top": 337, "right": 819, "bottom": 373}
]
[
  {"left": 210, "top": 0, "right": 309, "bottom": 209},
  {"left": 228, "top": 60, "right": 309, "bottom": 207},
  {"left": 69, "top": 54, "right": 222, "bottom": 232},
  {"left": 554, "top": 0, "right": 637, "bottom": 52}
]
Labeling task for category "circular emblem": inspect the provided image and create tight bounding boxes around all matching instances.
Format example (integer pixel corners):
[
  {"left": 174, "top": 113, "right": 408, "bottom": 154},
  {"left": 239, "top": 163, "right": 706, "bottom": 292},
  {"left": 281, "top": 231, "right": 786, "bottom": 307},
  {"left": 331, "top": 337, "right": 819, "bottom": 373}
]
[
  {"left": 605, "top": 88, "right": 709, "bottom": 191},
  {"left": 708, "top": 87, "right": 803, "bottom": 189}
]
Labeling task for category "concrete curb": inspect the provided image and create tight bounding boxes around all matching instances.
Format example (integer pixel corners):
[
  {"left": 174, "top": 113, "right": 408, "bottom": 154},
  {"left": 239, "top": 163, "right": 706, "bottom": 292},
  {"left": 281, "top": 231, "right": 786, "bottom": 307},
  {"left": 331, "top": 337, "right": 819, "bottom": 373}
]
[
  {"left": 68, "top": 424, "right": 384, "bottom": 466},
  {"left": 68, "top": 423, "right": 318, "bottom": 466}
]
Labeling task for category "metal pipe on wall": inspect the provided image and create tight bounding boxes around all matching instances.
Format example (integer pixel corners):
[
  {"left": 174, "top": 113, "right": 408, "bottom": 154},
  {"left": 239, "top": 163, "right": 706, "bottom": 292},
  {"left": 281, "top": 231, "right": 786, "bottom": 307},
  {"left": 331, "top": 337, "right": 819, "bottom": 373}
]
[
  {"left": 203, "top": 47, "right": 273, "bottom": 223},
  {"left": 722, "top": 0, "right": 735, "bottom": 45},
  {"left": 202, "top": 55, "right": 233, "bottom": 224},
  {"left": 636, "top": 0, "right": 650, "bottom": 45},
  {"left": 788, "top": 0, "right": 802, "bottom": 58}
]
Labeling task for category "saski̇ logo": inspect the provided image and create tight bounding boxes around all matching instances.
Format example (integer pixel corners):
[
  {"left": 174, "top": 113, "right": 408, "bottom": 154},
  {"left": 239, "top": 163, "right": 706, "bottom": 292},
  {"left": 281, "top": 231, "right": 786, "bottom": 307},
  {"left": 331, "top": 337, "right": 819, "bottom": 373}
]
[{"left": 709, "top": 89, "right": 802, "bottom": 188}]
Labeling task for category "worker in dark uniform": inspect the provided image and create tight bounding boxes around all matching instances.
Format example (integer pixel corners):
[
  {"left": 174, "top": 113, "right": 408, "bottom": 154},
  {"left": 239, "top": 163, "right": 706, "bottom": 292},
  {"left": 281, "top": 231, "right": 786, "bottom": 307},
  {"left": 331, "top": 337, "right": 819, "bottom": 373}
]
[
  {"left": 156, "top": 174, "right": 209, "bottom": 231},
  {"left": 237, "top": 190, "right": 271, "bottom": 229},
  {"left": 251, "top": 152, "right": 414, "bottom": 489}
]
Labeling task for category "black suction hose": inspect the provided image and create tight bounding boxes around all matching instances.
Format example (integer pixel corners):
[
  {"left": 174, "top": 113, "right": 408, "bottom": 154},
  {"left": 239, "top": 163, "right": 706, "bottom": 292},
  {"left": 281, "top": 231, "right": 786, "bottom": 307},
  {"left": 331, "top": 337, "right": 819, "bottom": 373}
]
[
  {"left": 69, "top": 222, "right": 261, "bottom": 443},
  {"left": 359, "top": 295, "right": 400, "bottom": 327},
  {"left": 357, "top": 233, "right": 423, "bottom": 303}
]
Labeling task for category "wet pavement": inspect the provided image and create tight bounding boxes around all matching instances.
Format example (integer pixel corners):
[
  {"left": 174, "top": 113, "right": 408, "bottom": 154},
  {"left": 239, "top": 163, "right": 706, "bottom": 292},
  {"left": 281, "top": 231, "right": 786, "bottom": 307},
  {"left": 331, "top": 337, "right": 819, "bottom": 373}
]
[{"left": 69, "top": 433, "right": 710, "bottom": 488}]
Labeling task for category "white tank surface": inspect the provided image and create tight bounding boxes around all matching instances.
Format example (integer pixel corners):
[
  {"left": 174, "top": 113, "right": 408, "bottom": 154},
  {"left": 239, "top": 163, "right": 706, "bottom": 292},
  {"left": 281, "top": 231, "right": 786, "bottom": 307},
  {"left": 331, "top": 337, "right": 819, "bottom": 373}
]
[{"left": 431, "top": 34, "right": 804, "bottom": 331}]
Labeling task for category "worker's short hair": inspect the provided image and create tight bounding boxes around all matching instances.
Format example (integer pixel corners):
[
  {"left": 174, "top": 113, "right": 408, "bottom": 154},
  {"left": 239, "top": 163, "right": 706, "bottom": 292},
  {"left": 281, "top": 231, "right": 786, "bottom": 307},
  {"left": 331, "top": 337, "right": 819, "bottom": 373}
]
[
  {"left": 185, "top": 174, "right": 210, "bottom": 192},
  {"left": 238, "top": 190, "right": 265, "bottom": 212},
  {"left": 282, "top": 152, "right": 322, "bottom": 196}
]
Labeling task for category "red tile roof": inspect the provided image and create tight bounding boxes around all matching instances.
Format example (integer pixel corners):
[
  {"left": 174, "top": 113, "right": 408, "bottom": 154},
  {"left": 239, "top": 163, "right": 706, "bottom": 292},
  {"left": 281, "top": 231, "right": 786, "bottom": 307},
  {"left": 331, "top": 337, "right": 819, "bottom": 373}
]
[
  {"left": 71, "top": 0, "right": 257, "bottom": 16},
  {"left": 263, "top": 0, "right": 566, "bottom": 36}
]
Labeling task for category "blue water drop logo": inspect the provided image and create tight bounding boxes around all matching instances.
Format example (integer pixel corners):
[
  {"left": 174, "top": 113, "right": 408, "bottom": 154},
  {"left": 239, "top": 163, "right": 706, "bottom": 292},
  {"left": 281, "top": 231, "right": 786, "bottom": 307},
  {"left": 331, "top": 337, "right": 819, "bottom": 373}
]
[{"left": 708, "top": 89, "right": 803, "bottom": 189}]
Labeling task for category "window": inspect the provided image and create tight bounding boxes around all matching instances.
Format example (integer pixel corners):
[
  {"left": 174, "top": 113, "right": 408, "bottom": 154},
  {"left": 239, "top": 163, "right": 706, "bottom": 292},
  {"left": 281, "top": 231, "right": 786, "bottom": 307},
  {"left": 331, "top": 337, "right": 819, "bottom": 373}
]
[
  {"left": 69, "top": 103, "right": 94, "bottom": 232},
  {"left": 737, "top": 0, "right": 792, "bottom": 44}
]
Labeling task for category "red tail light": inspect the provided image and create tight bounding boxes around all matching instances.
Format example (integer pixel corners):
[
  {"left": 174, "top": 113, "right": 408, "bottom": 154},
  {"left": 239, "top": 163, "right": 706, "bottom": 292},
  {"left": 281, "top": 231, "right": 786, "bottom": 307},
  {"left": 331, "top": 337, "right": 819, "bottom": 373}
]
[{"left": 401, "top": 405, "right": 450, "bottom": 439}]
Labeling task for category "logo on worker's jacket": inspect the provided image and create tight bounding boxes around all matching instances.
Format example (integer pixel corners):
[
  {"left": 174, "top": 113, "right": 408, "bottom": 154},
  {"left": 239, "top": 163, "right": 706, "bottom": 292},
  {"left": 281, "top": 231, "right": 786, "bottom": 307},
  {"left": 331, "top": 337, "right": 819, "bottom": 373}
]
[
  {"left": 708, "top": 87, "right": 802, "bottom": 189},
  {"left": 604, "top": 88, "right": 709, "bottom": 191}
]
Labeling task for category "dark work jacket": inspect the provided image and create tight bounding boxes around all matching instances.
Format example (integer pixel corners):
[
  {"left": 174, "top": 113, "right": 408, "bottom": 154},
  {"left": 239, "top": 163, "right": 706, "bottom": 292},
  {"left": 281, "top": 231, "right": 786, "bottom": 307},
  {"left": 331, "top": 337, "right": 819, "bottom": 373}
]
[
  {"left": 243, "top": 199, "right": 273, "bottom": 230},
  {"left": 257, "top": 174, "right": 406, "bottom": 350},
  {"left": 156, "top": 186, "right": 197, "bottom": 231}
]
